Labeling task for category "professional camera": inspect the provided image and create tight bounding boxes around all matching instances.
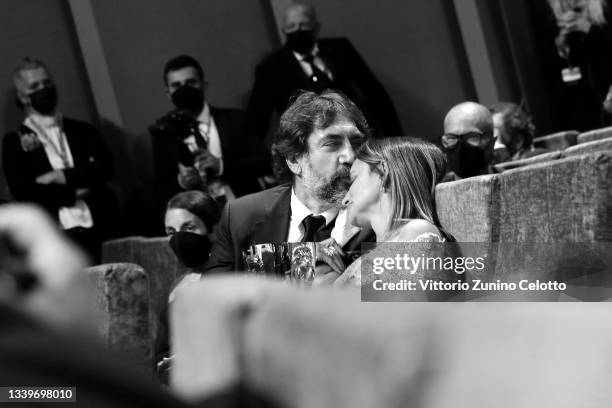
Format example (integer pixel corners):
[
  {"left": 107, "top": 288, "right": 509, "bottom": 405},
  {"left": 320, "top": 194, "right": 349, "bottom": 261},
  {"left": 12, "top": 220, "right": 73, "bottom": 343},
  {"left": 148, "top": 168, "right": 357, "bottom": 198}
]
[{"left": 149, "top": 109, "right": 205, "bottom": 166}]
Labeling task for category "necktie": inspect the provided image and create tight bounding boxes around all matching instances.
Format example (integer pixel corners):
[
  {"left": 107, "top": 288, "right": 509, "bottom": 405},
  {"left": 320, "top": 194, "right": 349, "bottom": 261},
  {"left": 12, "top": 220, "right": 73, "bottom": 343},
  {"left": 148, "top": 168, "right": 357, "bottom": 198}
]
[
  {"left": 302, "top": 55, "right": 334, "bottom": 91},
  {"left": 301, "top": 214, "right": 334, "bottom": 242}
]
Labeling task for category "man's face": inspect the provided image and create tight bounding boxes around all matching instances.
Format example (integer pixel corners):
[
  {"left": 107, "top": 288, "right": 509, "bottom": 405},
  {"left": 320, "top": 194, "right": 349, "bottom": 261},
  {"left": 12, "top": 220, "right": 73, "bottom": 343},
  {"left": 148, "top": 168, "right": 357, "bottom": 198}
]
[
  {"left": 295, "top": 117, "right": 365, "bottom": 206},
  {"left": 165, "top": 66, "right": 203, "bottom": 95},
  {"left": 283, "top": 6, "right": 319, "bottom": 34},
  {"left": 443, "top": 115, "right": 494, "bottom": 162},
  {"left": 16, "top": 67, "right": 54, "bottom": 105}
]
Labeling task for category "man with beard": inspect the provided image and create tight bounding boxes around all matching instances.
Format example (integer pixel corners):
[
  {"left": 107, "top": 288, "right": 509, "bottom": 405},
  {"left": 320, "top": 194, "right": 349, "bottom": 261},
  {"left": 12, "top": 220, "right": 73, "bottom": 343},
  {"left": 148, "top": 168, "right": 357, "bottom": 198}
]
[
  {"left": 440, "top": 102, "right": 495, "bottom": 181},
  {"left": 2, "top": 58, "right": 120, "bottom": 262},
  {"left": 205, "top": 90, "right": 375, "bottom": 273},
  {"left": 150, "top": 55, "right": 270, "bottom": 214},
  {"left": 246, "top": 2, "right": 402, "bottom": 141}
]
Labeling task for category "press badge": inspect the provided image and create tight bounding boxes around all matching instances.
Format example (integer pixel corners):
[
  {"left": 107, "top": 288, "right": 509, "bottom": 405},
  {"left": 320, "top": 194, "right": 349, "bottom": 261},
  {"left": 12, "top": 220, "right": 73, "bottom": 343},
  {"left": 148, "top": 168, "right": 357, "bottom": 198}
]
[{"left": 562, "top": 67, "right": 582, "bottom": 83}]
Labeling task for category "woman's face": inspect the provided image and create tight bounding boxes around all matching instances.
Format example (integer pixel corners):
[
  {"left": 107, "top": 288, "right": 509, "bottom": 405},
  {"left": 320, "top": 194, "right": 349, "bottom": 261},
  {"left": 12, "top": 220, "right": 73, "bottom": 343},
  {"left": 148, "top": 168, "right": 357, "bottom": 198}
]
[
  {"left": 343, "top": 159, "right": 383, "bottom": 228},
  {"left": 165, "top": 208, "right": 208, "bottom": 236}
]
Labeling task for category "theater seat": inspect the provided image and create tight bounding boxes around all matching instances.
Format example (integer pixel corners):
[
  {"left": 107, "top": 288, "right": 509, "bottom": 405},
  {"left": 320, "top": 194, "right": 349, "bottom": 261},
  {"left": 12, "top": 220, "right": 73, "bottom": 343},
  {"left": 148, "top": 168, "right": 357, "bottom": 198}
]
[
  {"left": 499, "top": 151, "right": 612, "bottom": 242},
  {"left": 86, "top": 262, "right": 152, "bottom": 372},
  {"left": 533, "top": 130, "right": 578, "bottom": 150},
  {"left": 102, "top": 236, "right": 186, "bottom": 320},
  {"left": 436, "top": 174, "right": 501, "bottom": 242},
  {"left": 577, "top": 126, "right": 612, "bottom": 144},
  {"left": 564, "top": 138, "right": 612, "bottom": 157},
  {"left": 493, "top": 150, "right": 562, "bottom": 172}
]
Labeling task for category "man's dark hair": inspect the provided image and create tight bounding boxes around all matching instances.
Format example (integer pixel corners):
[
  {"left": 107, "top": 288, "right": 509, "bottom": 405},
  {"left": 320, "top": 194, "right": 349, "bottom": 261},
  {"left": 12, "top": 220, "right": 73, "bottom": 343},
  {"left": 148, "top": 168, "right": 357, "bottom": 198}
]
[
  {"left": 163, "top": 55, "right": 204, "bottom": 85},
  {"left": 271, "top": 89, "right": 371, "bottom": 181}
]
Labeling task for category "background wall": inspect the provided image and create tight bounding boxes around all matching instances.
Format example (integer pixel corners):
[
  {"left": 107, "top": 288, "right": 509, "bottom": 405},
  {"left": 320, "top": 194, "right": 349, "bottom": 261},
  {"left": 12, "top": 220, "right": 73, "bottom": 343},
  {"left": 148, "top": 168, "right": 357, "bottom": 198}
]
[
  {"left": 0, "top": 0, "right": 96, "bottom": 201},
  {"left": 305, "top": 0, "right": 477, "bottom": 139}
]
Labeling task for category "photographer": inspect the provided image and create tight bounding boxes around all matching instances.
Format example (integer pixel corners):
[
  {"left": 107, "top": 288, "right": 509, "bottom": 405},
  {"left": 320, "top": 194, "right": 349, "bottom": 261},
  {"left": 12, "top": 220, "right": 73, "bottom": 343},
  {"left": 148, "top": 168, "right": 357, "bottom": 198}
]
[{"left": 150, "top": 55, "right": 270, "bottom": 222}]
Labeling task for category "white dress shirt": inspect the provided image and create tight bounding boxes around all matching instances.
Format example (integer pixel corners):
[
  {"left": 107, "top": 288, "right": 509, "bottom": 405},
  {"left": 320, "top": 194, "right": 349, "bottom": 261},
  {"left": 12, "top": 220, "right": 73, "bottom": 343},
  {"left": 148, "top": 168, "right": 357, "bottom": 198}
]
[
  {"left": 25, "top": 114, "right": 94, "bottom": 230},
  {"left": 196, "top": 102, "right": 224, "bottom": 176},
  {"left": 287, "top": 189, "right": 360, "bottom": 245},
  {"left": 292, "top": 43, "right": 334, "bottom": 81}
]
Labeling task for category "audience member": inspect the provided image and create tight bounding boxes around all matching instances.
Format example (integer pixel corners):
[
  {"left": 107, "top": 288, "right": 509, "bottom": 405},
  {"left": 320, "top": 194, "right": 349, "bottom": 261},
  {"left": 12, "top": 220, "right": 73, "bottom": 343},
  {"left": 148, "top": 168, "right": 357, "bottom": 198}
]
[
  {"left": 246, "top": 2, "right": 402, "bottom": 141},
  {"left": 205, "top": 90, "right": 375, "bottom": 273},
  {"left": 326, "top": 138, "right": 454, "bottom": 285},
  {"left": 2, "top": 57, "right": 120, "bottom": 262},
  {"left": 490, "top": 102, "right": 548, "bottom": 161},
  {"left": 150, "top": 55, "right": 270, "bottom": 213},
  {"left": 156, "top": 190, "right": 221, "bottom": 383},
  {"left": 440, "top": 102, "right": 495, "bottom": 181},
  {"left": 548, "top": 0, "right": 612, "bottom": 130}
]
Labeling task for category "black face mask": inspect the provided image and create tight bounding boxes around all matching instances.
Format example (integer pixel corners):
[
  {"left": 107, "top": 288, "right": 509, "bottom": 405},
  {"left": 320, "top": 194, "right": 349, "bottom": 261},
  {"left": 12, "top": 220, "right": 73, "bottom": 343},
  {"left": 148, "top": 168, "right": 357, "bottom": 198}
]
[
  {"left": 455, "top": 141, "right": 489, "bottom": 178},
  {"left": 169, "top": 231, "right": 211, "bottom": 269},
  {"left": 286, "top": 30, "right": 316, "bottom": 54},
  {"left": 29, "top": 86, "right": 58, "bottom": 115},
  {"left": 171, "top": 85, "right": 204, "bottom": 114}
]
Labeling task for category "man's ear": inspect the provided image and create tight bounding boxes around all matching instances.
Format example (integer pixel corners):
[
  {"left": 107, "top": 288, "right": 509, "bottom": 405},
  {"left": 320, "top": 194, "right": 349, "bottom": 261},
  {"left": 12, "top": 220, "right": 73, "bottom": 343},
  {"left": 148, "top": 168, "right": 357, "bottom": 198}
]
[{"left": 286, "top": 156, "right": 302, "bottom": 176}]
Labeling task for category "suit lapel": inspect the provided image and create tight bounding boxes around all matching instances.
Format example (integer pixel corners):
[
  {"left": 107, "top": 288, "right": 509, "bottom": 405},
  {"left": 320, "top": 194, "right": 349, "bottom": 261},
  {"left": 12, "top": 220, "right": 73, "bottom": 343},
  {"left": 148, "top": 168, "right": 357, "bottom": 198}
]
[
  {"left": 281, "top": 46, "right": 312, "bottom": 87},
  {"left": 209, "top": 106, "right": 231, "bottom": 155},
  {"left": 251, "top": 185, "right": 292, "bottom": 244}
]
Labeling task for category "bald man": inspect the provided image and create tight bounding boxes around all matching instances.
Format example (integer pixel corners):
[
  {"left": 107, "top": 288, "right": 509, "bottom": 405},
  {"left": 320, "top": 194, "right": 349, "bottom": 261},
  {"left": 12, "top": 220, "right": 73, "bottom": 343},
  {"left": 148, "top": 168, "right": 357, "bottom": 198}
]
[
  {"left": 246, "top": 2, "right": 402, "bottom": 141},
  {"left": 441, "top": 102, "right": 495, "bottom": 180}
]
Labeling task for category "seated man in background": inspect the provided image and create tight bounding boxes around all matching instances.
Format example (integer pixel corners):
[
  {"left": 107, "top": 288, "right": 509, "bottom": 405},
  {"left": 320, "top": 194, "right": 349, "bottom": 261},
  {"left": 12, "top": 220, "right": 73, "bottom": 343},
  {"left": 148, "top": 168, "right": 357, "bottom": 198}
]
[
  {"left": 150, "top": 55, "right": 270, "bottom": 215},
  {"left": 490, "top": 102, "right": 548, "bottom": 162},
  {"left": 206, "top": 90, "right": 374, "bottom": 273},
  {"left": 246, "top": 2, "right": 403, "bottom": 141},
  {"left": 2, "top": 57, "right": 120, "bottom": 262},
  {"left": 440, "top": 102, "right": 495, "bottom": 181}
]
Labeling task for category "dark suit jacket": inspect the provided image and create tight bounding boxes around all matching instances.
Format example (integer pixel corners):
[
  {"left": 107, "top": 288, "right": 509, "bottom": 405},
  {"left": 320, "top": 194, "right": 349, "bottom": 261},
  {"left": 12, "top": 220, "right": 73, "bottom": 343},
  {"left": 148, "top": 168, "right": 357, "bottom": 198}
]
[
  {"left": 2, "top": 117, "right": 120, "bottom": 239},
  {"left": 151, "top": 106, "right": 270, "bottom": 204},
  {"left": 246, "top": 37, "right": 403, "bottom": 140},
  {"left": 205, "top": 183, "right": 374, "bottom": 273}
]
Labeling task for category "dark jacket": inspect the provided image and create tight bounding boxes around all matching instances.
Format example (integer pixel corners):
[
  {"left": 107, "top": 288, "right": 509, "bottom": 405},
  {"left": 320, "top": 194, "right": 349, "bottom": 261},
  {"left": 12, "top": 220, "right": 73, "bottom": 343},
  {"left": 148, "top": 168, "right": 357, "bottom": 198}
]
[
  {"left": 246, "top": 37, "right": 403, "bottom": 140},
  {"left": 151, "top": 106, "right": 270, "bottom": 204},
  {"left": 205, "top": 183, "right": 374, "bottom": 273},
  {"left": 2, "top": 117, "right": 120, "bottom": 239}
]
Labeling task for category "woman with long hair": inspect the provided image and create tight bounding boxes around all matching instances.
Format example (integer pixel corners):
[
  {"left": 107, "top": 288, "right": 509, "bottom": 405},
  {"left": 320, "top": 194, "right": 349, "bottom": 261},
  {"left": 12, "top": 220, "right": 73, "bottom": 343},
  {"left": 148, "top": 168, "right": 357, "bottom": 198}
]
[{"left": 332, "top": 137, "right": 453, "bottom": 285}]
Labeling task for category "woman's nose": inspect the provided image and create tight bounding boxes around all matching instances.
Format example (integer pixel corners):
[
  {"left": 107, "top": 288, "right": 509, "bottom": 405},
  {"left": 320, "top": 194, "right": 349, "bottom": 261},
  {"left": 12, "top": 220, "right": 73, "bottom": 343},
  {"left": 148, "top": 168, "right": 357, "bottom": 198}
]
[{"left": 341, "top": 193, "right": 352, "bottom": 208}]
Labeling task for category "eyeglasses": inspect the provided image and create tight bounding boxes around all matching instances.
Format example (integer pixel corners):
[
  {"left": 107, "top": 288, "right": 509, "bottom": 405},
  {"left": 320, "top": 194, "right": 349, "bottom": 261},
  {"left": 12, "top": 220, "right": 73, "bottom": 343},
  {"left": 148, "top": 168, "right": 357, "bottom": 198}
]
[{"left": 441, "top": 132, "right": 492, "bottom": 149}]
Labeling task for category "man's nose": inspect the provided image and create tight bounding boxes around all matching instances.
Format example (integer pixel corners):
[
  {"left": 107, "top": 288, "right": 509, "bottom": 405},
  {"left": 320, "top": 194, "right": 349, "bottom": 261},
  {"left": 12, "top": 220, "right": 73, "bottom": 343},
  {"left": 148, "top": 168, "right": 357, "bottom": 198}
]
[{"left": 338, "top": 140, "right": 356, "bottom": 164}]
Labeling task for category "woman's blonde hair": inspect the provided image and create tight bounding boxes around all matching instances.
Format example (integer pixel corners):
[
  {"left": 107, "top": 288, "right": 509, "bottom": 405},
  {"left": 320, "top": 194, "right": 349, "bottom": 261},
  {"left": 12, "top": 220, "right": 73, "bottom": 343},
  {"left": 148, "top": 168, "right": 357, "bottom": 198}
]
[
  {"left": 549, "top": 0, "right": 607, "bottom": 26},
  {"left": 357, "top": 137, "right": 453, "bottom": 240}
]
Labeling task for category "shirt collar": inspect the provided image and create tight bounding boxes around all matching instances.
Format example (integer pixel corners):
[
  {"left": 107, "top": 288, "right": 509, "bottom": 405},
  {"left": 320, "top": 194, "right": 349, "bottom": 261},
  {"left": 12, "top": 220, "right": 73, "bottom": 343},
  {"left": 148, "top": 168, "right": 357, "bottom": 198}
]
[
  {"left": 196, "top": 102, "right": 211, "bottom": 124},
  {"left": 25, "top": 112, "right": 60, "bottom": 129},
  {"left": 292, "top": 42, "right": 320, "bottom": 62},
  {"left": 290, "top": 187, "right": 338, "bottom": 227}
]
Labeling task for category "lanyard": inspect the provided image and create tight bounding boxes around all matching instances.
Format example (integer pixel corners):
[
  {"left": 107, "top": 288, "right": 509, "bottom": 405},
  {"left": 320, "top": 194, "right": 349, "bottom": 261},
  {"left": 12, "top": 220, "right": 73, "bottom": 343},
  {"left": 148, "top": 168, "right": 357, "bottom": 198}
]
[{"left": 28, "top": 116, "right": 71, "bottom": 168}]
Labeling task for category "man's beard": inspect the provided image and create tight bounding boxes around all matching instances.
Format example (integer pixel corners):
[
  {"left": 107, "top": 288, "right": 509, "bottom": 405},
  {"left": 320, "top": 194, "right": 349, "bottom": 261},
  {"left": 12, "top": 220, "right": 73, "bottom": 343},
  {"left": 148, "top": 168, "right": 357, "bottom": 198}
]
[{"left": 303, "top": 163, "right": 351, "bottom": 206}]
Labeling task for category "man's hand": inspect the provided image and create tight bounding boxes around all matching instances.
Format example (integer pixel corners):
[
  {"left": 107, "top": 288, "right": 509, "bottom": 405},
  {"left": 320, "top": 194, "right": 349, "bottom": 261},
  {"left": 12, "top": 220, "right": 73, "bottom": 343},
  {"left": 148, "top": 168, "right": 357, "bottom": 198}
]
[
  {"left": 178, "top": 164, "right": 205, "bottom": 190},
  {"left": 194, "top": 150, "right": 221, "bottom": 176},
  {"left": 35, "top": 170, "right": 66, "bottom": 185}
]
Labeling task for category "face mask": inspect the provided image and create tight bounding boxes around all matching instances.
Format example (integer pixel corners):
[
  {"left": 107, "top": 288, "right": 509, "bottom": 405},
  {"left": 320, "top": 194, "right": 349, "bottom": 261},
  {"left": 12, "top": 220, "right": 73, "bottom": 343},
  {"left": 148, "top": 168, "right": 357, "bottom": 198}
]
[
  {"left": 28, "top": 86, "right": 58, "bottom": 115},
  {"left": 169, "top": 231, "right": 211, "bottom": 268},
  {"left": 171, "top": 85, "right": 204, "bottom": 113},
  {"left": 286, "top": 30, "right": 316, "bottom": 54},
  {"left": 455, "top": 141, "right": 489, "bottom": 178}
]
